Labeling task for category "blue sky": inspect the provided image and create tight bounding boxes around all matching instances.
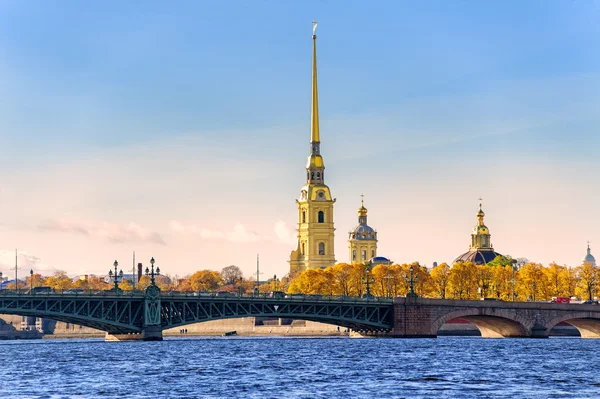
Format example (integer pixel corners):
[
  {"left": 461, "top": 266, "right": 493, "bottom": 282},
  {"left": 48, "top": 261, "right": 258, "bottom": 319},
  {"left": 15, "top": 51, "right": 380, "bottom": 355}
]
[{"left": 0, "top": 1, "right": 599, "bottom": 277}]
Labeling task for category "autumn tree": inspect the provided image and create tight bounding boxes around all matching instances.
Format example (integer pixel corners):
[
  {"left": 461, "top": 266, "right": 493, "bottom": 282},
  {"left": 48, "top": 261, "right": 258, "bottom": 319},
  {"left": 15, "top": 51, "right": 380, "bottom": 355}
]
[
  {"left": 517, "top": 263, "right": 547, "bottom": 301},
  {"left": 575, "top": 263, "right": 598, "bottom": 301},
  {"left": 430, "top": 263, "right": 451, "bottom": 299},
  {"left": 189, "top": 270, "right": 223, "bottom": 292},
  {"left": 221, "top": 265, "right": 243, "bottom": 285},
  {"left": 26, "top": 273, "right": 46, "bottom": 290},
  {"left": 448, "top": 262, "right": 478, "bottom": 299},
  {"left": 44, "top": 271, "right": 73, "bottom": 291}
]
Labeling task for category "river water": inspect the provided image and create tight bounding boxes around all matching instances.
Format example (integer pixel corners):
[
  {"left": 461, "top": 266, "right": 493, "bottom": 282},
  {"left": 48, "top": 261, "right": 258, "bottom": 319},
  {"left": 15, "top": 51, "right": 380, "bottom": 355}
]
[{"left": 0, "top": 337, "right": 598, "bottom": 399}]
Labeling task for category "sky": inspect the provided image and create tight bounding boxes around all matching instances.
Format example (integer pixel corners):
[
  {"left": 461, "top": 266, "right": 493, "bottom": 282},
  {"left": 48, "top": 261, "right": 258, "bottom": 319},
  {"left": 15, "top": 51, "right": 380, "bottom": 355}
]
[{"left": 1, "top": 1, "right": 599, "bottom": 279}]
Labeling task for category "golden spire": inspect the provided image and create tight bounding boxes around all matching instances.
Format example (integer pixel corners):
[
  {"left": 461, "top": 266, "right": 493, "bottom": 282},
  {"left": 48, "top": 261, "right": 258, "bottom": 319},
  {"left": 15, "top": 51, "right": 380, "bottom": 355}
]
[
  {"left": 311, "top": 18, "right": 320, "bottom": 143},
  {"left": 358, "top": 194, "right": 368, "bottom": 216},
  {"left": 477, "top": 197, "right": 485, "bottom": 225}
]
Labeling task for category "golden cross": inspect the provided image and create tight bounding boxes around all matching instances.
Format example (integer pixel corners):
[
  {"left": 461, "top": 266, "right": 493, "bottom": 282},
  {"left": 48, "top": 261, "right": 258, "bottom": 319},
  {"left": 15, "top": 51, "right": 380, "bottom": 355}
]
[{"left": 312, "top": 18, "right": 318, "bottom": 35}]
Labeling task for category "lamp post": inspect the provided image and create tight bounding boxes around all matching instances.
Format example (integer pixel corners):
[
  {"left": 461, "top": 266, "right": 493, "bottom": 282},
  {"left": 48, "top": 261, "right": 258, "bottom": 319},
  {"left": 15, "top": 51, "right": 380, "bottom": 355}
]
[
  {"left": 405, "top": 265, "right": 418, "bottom": 298},
  {"left": 145, "top": 257, "right": 160, "bottom": 286},
  {"left": 273, "top": 274, "right": 278, "bottom": 292},
  {"left": 361, "top": 267, "right": 374, "bottom": 299},
  {"left": 13, "top": 249, "right": 21, "bottom": 294},
  {"left": 29, "top": 269, "right": 33, "bottom": 294},
  {"left": 384, "top": 259, "right": 395, "bottom": 298},
  {"left": 108, "top": 260, "right": 123, "bottom": 291},
  {"left": 532, "top": 282, "right": 537, "bottom": 302},
  {"left": 238, "top": 276, "right": 243, "bottom": 297},
  {"left": 511, "top": 259, "right": 518, "bottom": 302},
  {"left": 0, "top": 271, "right": 3, "bottom": 290}
]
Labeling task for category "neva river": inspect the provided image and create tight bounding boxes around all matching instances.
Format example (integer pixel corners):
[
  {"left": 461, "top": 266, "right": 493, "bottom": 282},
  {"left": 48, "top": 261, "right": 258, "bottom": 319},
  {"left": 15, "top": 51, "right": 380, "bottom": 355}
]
[{"left": 1, "top": 337, "right": 599, "bottom": 399}]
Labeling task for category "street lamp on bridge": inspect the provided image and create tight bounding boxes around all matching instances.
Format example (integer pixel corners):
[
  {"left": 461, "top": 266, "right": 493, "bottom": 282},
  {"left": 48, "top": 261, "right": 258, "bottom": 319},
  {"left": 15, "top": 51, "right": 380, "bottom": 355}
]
[
  {"left": 0, "top": 271, "right": 3, "bottom": 290},
  {"left": 361, "top": 267, "right": 374, "bottom": 299},
  {"left": 145, "top": 257, "right": 160, "bottom": 286},
  {"left": 405, "top": 265, "right": 418, "bottom": 298},
  {"left": 29, "top": 269, "right": 33, "bottom": 294},
  {"left": 108, "top": 260, "right": 123, "bottom": 291}
]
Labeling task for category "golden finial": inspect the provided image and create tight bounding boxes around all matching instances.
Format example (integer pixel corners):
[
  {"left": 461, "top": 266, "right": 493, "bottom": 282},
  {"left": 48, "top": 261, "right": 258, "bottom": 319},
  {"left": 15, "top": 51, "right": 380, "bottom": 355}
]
[{"left": 358, "top": 194, "right": 368, "bottom": 216}]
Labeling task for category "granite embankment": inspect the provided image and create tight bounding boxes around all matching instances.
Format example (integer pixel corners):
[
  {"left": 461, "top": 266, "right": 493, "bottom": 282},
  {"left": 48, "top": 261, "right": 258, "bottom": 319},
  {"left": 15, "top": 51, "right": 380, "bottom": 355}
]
[{"left": 0, "top": 315, "right": 580, "bottom": 338}]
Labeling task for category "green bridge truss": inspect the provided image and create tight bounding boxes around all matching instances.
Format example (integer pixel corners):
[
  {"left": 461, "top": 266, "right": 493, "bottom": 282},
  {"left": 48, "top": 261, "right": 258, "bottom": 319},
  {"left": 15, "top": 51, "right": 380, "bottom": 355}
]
[{"left": 0, "top": 291, "right": 394, "bottom": 334}]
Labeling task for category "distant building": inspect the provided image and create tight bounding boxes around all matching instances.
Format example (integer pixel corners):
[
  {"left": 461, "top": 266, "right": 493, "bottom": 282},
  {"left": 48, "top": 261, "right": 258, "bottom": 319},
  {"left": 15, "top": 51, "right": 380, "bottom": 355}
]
[
  {"left": 583, "top": 243, "right": 596, "bottom": 267},
  {"left": 369, "top": 257, "right": 391, "bottom": 267},
  {"left": 348, "top": 197, "right": 378, "bottom": 263},
  {"left": 453, "top": 200, "right": 502, "bottom": 265}
]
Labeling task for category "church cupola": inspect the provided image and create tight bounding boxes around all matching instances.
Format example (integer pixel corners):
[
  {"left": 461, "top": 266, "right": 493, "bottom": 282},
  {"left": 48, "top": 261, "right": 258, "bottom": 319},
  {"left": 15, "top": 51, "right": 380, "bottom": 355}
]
[
  {"left": 348, "top": 195, "right": 378, "bottom": 264},
  {"left": 452, "top": 199, "right": 503, "bottom": 265},
  {"left": 583, "top": 242, "right": 596, "bottom": 267},
  {"left": 471, "top": 200, "right": 491, "bottom": 250}
]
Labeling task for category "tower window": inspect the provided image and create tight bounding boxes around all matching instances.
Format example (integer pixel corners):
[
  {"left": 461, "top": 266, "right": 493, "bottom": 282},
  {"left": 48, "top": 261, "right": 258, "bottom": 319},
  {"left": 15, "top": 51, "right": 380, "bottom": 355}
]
[
  {"left": 317, "top": 172, "right": 320, "bottom": 180},
  {"left": 319, "top": 242, "right": 325, "bottom": 255},
  {"left": 362, "top": 250, "right": 366, "bottom": 261},
  {"left": 371, "top": 250, "right": 375, "bottom": 258},
  {"left": 302, "top": 211, "right": 306, "bottom": 223},
  {"left": 318, "top": 211, "right": 324, "bottom": 223},
  {"left": 301, "top": 242, "right": 305, "bottom": 255},
  {"left": 352, "top": 250, "right": 356, "bottom": 261},
  {"left": 311, "top": 172, "right": 314, "bottom": 180}
]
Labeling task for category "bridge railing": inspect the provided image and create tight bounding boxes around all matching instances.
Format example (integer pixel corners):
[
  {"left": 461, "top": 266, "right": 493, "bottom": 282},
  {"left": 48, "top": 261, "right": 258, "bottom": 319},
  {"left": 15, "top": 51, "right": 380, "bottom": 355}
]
[{"left": 0, "top": 289, "right": 393, "bottom": 303}]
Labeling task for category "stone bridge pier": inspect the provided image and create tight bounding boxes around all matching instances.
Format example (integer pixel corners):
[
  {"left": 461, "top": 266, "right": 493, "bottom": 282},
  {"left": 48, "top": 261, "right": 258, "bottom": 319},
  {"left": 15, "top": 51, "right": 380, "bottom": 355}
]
[{"left": 384, "top": 297, "right": 600, "bottom": 339}]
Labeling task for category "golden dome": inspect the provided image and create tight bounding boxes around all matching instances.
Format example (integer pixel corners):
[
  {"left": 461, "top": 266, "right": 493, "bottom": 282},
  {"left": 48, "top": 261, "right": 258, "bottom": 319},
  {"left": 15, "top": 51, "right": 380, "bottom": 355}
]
[{"left": 358, "top": 205, "right": 368, "bottom": 216}]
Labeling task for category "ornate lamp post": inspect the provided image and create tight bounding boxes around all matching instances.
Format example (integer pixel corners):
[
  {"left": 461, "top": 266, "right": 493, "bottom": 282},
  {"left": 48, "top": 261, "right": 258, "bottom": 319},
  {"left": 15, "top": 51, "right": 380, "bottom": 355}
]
[
  {"left": 108, "top": 260, "right": 123, "bottom": 291},
  {"left": 273, "top": 274, "right": 279, "bottom": 292},
  {"left": 145, "top": 257, "right": 160, "bottom": 286},
  {"left": 361, "top": 268, "right": 375, "bottom": 299},
  {"left": 238, "top": 276, "right": 244, "bottom": 297},
  {"left": 29, "top": 269, "right": 33, "bottom": 294},
  {"left": 405, "top": 265, "right": 418, "bottom": 298},
  {"left": 0, "top": 271, "right": 3, "bottom": 291}
]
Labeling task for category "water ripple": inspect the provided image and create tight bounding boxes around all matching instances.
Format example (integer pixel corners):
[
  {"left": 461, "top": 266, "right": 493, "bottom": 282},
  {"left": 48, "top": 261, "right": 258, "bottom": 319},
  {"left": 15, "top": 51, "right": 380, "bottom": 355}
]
[{"left": 1, "top": 337, "right": 600, "bottom": 398}]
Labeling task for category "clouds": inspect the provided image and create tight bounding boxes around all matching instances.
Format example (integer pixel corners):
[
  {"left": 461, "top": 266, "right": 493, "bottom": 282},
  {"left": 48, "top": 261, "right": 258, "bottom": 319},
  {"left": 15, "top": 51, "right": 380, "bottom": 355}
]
[
  {"left": 169, "top": 220, "right": 296, "bottom": 245},
  {"left": 273, "top": 220, "right": 296, "bottom": 245},
  {"left": 169, "top": 221, "right": 259, "bottom": 243},
  {"left": 38, "top": 218, "right": 166, "bottom": 246},
  {"left": 0, "top": 250, "right": 53, "bottom": 275}
]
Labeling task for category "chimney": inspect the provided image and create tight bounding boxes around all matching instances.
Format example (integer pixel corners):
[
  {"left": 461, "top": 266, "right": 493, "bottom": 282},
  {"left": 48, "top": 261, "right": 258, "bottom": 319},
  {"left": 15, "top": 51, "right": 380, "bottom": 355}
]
[{"left": 137, "top": 263, "right": 143, "bottom": 282}]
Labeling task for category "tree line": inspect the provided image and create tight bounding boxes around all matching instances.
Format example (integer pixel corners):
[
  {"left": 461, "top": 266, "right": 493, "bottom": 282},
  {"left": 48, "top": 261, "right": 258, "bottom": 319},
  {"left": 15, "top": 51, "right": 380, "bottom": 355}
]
[
  {"left": 4, "top": 257, "right": 598, "bottom": 302},
  {"left": 286, "top": 256, "right": 600, "bottom": 301}
]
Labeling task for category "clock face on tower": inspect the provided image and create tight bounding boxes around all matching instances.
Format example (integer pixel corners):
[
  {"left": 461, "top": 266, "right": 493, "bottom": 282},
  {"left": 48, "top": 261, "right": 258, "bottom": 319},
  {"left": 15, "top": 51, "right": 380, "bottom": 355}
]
[{"left": 317, "top": 190, "right": 325, "bottom": 200}]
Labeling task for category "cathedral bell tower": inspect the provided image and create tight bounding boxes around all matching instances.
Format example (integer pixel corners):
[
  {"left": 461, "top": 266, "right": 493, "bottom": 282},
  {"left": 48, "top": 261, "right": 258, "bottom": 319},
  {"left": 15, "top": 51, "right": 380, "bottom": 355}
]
[{"left": 289, "top": 20, "right": 336, "bottom": 273}]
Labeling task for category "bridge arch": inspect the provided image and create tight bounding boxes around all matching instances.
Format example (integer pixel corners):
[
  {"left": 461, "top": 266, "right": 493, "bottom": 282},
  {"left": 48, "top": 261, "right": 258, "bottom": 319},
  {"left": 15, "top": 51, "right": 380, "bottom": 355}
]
[
  {"left": 0, "top": 295, "right": 144, "bottom": 334},
  {"left": 431, "top": 308, "right": 532, "bottom": 338},
  {"left": 0, "top": 308, "right": 141, "bottom": 334},
  {"left": 545, "top": 312, "right": 600, "bottom": 338},
  {"left": 159, "top": 298, "right": 394, "bottom": 333}
]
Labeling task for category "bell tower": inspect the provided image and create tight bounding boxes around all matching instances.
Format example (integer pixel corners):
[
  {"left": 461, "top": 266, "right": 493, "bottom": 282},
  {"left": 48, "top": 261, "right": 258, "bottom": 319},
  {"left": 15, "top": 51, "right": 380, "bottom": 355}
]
[{"left": 289, "top": 20, "right": 336, "bottom": 273}]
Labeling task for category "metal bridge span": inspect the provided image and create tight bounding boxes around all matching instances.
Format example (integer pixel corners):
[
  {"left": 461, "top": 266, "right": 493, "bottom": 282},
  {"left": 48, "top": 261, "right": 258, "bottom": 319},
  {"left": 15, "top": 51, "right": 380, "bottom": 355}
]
[
  {"left": 0, "top": 291, "right": 393, "bottom": 340},
  {"left": 3, "top": 290, "right": 600, "bottom": 340}
]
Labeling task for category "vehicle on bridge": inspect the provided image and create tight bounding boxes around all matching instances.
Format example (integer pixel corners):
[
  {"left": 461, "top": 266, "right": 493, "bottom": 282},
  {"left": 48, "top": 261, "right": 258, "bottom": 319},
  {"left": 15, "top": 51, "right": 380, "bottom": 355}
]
[
  {"left": 267, "top": 291, "right": 286, "bottom": 299},
  {"left": 551, "top": 297, "right": 571, "bottom": 304},
  {"left": 25, "top": 286, "right": 53, "bottom": 294}
]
